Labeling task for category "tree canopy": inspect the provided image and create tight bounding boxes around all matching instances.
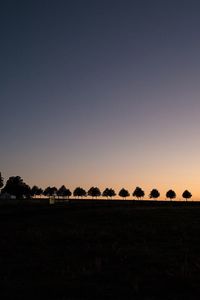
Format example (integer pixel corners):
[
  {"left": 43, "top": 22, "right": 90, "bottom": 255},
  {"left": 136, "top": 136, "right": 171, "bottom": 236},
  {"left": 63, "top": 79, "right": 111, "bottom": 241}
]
[
  {"left": 133, "top": 187, "right": 145, "bottom": 200},
  {"left": 119, "top": 188, "right": 130, "bottom": 199},
  {"left": 182, "top": 190, "right": 192, "bottom": 201},
  {"left": 43, "top": 186, "right": 57, "bottom": 197},
  {"left": 73, "top": 187, "right": 87, "bottom": 198},
  {"left": 2, "top": 176, "right": 31, "bottom": 198},
  {"left": 88, "top": 187, "right": 101, "bottom": 198},
  {"left": 149, "top": 189, "right": 160, "bottom": 200},
  {"left": 102, "top": 188, "right": 116, "bottom": 199},
  {"left": 31, "top": 186, "right": 43, "bottom": 197},
  {"left": 166, "top": 190, "right": 176, "bottom": 201},
  {"left": 57, "top": 185, "right": 72, "bottom": 198}
]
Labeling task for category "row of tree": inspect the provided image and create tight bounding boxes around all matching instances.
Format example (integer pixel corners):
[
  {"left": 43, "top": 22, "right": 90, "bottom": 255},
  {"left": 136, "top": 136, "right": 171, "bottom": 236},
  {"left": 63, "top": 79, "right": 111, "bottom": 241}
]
[{"left": 0, "top": 173, "right": 192, "bottom": 201}]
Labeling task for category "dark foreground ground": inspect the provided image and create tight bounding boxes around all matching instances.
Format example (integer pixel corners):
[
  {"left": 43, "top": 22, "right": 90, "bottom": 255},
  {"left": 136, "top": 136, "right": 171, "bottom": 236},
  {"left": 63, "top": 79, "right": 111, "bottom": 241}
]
[{"left": 1, "top": 200, "right": 200, "bottom": 299}]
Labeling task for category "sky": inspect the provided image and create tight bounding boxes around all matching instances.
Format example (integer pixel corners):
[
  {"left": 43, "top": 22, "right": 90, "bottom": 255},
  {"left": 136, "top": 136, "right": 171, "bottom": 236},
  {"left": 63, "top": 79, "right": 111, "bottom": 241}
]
[{"left": 1, "top": 0, "right": 200, "bottom": 199}]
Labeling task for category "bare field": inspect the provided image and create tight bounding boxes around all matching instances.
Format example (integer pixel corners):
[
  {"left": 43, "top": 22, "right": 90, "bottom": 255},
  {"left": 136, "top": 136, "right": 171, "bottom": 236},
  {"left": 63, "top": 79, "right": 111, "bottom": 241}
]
[{"left": 1, "top": 201, "right": 200, "bottom": 299}]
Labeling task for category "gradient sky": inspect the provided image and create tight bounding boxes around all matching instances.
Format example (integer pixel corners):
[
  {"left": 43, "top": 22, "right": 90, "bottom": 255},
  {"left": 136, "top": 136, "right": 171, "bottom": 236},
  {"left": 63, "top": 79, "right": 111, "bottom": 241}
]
[{"left": 1, "top": 0, "right": 200, "bottom": 199}]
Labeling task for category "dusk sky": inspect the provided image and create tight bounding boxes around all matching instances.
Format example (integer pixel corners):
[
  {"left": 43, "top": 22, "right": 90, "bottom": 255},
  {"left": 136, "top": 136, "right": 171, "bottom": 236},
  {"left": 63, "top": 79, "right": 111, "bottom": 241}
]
[{"left": 1, "top": 0, "right": 200, "bottom": 199}]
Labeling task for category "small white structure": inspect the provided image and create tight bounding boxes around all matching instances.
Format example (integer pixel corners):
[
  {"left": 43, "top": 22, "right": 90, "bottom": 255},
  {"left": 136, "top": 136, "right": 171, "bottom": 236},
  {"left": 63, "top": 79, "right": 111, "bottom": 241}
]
[{"left": 49, "top": 196, "right": 55, "bottom": 205}]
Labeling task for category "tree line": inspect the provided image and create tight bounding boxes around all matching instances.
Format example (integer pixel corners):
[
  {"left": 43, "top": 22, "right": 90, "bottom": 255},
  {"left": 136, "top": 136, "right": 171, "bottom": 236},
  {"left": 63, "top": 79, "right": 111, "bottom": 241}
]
[{"left": 0, "top": 172, "right": 192, "bottom": 201}]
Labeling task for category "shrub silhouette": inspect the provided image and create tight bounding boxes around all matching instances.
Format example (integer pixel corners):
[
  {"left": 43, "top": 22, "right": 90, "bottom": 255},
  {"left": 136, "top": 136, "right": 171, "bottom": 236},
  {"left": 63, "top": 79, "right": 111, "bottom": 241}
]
[
  {"left": 149, "top": 189, "right": 160, "bottom": 200},
  {"left": 166, "top": 189, "right": 176, "bottom": 201},
  {"left": 88, "top": 187, "right": 101, "bottom": 199},
  {"left": 119, "top": 188, "right": 130, "bottom": 200},
  {"left": 182, "top": 190, "right": 192, "bottom": 201},
  {"left": 133, "top": 187, "right": 145, "bottom": 200}
]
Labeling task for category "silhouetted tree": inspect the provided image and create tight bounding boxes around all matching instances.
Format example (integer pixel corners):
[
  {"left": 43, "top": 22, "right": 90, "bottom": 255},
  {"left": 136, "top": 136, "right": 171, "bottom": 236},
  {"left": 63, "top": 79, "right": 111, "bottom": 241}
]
[
  {"left": 37, "top": 188, "right": 43, "bottom": 198},
  {"left": 57, "top": 185, "right": 72, "bottom": 199},
  {"left": 88, "top": 187, "right": 101, "bottom": 199},
  {"left": 166, "top": 190, "right": 176, "bottom": 201},
  {"left": 102, "top": 188, "right": 116, "bottom": 199},
  {"left": 65, "top": 189, "right": 72, "bottom": 199},
  {"left": 73, "top": 187, "right": 87, "bottom": 198},
  {"left": 133, "top": 187, "right": 145, "bottom": 200},
  {"left": 0, "top": 172, "right": 3, "bottom": 190},
  {"left": 102, "top": 188, "right": 109, "bottom": 198},
  {"left": 2, "top": 176, "right": 31, "bottom": 198},
  {"left": 31, "top": 185, "right": 40, "bottom": 198},
  {"left": 182, "top": 190, "right": 192, "bottom": 201},
  {"left": 57, "top": 185, "right": 67, "bottom": 198},
  {"left": 108, "top": 188, "right": 116, "bottom": 199},
  {"left": 43, "top": 186, "right": 57, "bottom": 197},
  {"left": 52, "top": 187, "right": 58, "bottom": 196},
  {"left": 119, "top": 188, "right": 130, "bottom": 200},
  {"left": 43, "top": 187, "right": 51, "bottom": 197},
  {"left": 149, "top": 189, "right": 160, "bottom": 200}
]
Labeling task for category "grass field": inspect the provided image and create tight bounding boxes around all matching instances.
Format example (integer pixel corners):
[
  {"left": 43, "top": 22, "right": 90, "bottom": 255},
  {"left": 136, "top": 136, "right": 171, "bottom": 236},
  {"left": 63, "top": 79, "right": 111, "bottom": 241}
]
[{"left": 1, "top": 200, "right": 200, "bottom": 299}]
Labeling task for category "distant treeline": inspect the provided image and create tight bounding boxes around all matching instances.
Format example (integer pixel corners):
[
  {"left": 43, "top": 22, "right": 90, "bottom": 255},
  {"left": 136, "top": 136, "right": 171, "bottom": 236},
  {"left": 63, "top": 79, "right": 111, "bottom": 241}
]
[{"left": 0, "top": 172, "right": 192, "bottom": 201}]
